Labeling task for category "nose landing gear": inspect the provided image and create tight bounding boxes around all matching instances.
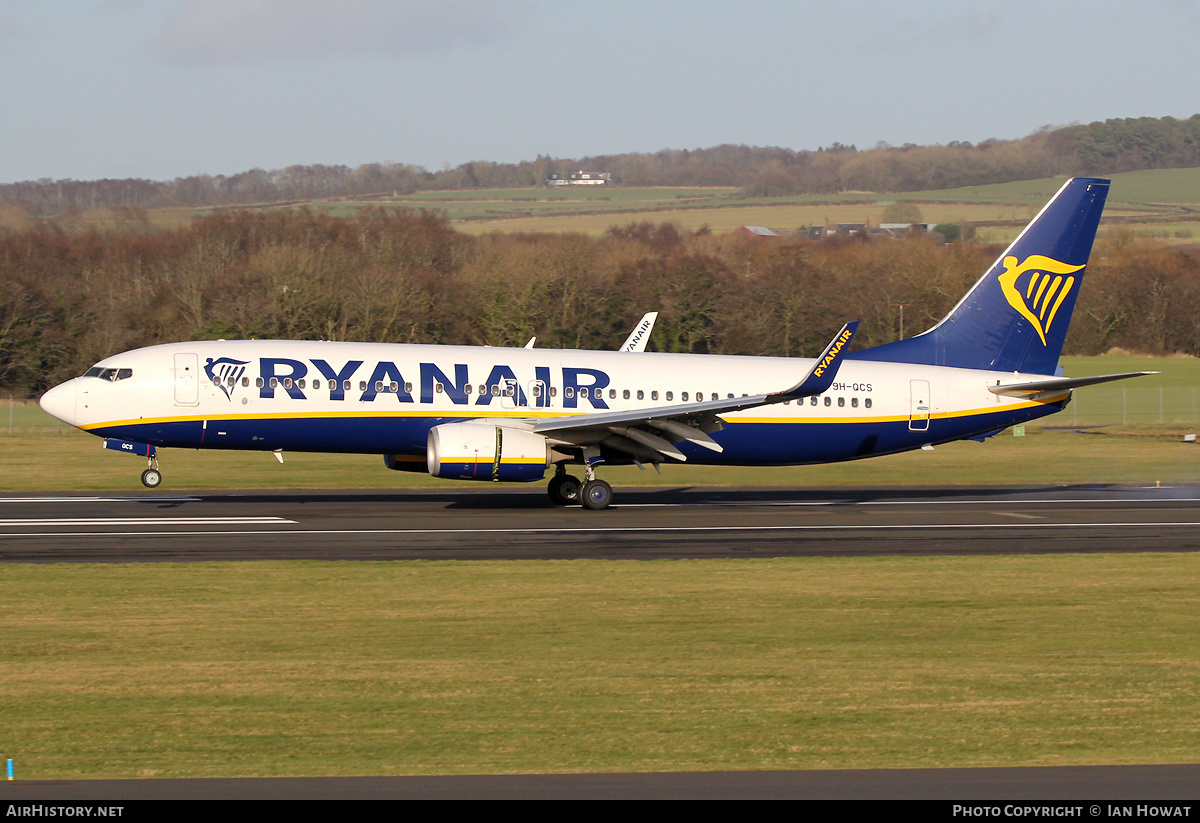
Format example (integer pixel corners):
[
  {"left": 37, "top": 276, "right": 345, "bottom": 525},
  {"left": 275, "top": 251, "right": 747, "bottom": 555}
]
[{"left": 140, "top": 455, "right": 162, "bottom": 488}]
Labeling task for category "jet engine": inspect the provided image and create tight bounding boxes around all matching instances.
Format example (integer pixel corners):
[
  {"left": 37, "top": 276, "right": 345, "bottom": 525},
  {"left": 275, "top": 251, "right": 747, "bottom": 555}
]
[{"left": 426, "top": 421, "right": 551, "bottom": 482}]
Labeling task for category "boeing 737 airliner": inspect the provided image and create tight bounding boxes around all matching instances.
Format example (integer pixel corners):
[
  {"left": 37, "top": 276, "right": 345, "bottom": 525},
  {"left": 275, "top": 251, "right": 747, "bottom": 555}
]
[{"left": 39, "top": 178, "right": 1150, "bottom": 509}]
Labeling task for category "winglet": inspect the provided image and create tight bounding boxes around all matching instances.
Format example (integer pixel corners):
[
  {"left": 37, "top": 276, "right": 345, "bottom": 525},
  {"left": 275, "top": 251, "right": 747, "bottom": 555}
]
[
  {"left": 619, "top": 312, "right": 658, "bottom": 352},
  {"left": 773, "top": 321, "right": 859, "bottom": 399}
]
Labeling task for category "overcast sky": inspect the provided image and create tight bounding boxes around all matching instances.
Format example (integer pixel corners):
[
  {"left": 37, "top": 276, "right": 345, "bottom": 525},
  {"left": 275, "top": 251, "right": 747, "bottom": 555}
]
[{"left": 1, "top": 0, "right": 1197, "bottom": 183}]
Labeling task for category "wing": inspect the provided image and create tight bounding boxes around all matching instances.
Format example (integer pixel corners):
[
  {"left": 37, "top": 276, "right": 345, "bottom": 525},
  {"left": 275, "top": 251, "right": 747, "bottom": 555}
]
[{"left": 531, "top": 322, "right": 858, "bottom": 463}]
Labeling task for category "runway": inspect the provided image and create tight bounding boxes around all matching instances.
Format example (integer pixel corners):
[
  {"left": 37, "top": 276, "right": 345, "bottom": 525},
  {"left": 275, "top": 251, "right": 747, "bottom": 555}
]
[{"left": 3, "top": 483, "right": 1200, "bottom": 562}]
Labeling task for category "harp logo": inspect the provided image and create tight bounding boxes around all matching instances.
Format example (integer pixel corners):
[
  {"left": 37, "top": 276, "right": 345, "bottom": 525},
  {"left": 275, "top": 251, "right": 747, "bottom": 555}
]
[
  {"left": 997, "top": 255, "right": 1085, "bottom": 346},
  {"left": 204, "top": 357, "right": 249, "bottom": 401}
]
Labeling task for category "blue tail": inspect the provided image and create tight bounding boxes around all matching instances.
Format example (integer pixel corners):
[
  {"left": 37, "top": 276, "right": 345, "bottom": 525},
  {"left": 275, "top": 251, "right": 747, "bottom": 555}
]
[{"left": 853, "top": 177, "right": 1109, "bottom": 375}]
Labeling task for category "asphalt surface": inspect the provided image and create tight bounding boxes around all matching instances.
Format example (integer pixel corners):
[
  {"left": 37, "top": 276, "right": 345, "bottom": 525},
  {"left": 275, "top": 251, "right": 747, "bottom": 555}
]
[
  {"left": 3, "top": 764, "right": 1200, "bottom": 800},
  {"left": 3, "top": 483, "right": 1200, "bottom": 562}
]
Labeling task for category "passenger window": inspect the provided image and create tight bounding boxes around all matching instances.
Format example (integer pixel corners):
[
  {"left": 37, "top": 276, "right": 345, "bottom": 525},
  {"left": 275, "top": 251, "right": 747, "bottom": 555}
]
[
  {"left": 491, "top": 385, "right": 500, "bottom": 396},
  {"left": 682, "top": 392, "right": 689, "bottom": 401},
  {"left": 389, "top": 381, "right": 398, "bottom": 393},
  {"left": 465, "top": 384, "right": 473, "bottom": 395},
  {"left": 851, "top": 397, "right": 858, "bottom": 408},
  {"left": 623, "top": 389, "right": 630, "bottom": 400},
  {"left": 580, "top": 387, "right": 589, "bottom": 399},
  {"left": 637, "top": 390, "right": 644, "bottom": 400},
  {"left": 375, "top": 381, "right": 384, "bottom": 392},
  {"left": 652, "top": 391, "right": 659, "bottom": 400},
  {"left": 257, "top": 377, "right": 265, "bottom": 388},
  {"left": 666, "top": 391, "right": 673, "bottom": 401},
  {"left": 824, "top": 396, "right": 831, "bottom": 407},
  {"left": 712, "top": 393, "right": 719, "bottom": 401},
  {"left": 566, "top": 387, "right": 575, "bottom": 399},
  {"left": 609, "top": 389, "right": 616, "bottom": 399},
  {"left": 242, "top": 377, "right": 250, "bottom": 388},
  {"left": 550, "top": 387, "right": 557, "bottom": 397},
  {"left": 405, "top": 382, "right": 413, "bottom": 394},
  {"left": 479, "top": 384, "right": 487, "bottom": 395},
  {"left": 270, "top": 377, "right": 279, "bottom": 389},
  {"left": 435, "top": 383, "right": 443, "bottom": 393},
  {"left": 532, "top": 385, "right": 541, "bottom": 398},
  {"left": 359, "top": 381, "right": 367, "bottom": 391},
  {"left": 865, "top": 398, "right": 872, "bottom": 409},
  {"left": 343, "top": 380, "right": 351, "bottom": 391}
]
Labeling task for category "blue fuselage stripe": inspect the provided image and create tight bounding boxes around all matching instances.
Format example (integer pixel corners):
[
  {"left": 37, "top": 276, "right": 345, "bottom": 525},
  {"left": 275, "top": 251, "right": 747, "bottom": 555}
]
[{"left": 91, "top": 401, "right": 1061, "bottom": 466}]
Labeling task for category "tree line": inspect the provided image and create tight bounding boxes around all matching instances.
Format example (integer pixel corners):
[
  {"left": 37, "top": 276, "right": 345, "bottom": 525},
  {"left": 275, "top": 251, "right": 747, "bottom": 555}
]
[
  {"left": 2, "top": 209, "right": 1197, "bottom": 397},
  {"left": 3, "top": 116, "right": 1200, "bottom": 215}
]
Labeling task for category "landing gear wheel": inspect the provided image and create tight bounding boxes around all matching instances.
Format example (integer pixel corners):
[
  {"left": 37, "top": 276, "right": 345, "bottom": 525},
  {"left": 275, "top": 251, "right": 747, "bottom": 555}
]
[
  {"left": 140, "top": 468, "right": 162, "bottom": 488},
  {"left": 580, "top": 479, "right": 613, "bottom": 511},
  {"left": 548, "top": 474, "right": 582, "bottom": 506}
]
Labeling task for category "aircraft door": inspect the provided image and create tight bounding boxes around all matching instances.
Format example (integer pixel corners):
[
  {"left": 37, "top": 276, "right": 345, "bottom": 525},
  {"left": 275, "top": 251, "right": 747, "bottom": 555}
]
[
  {"left": 909, "top": 379, "right": 930, "bottom": 431},
  {"left": 498, "top": 378, "right": 521, "bottom": 409},
  {"left": 528, "top": 379, "right": 549, "bottom": 409},
  {"left": 174, "top": 353, "right": 199, "bottom": 406}
]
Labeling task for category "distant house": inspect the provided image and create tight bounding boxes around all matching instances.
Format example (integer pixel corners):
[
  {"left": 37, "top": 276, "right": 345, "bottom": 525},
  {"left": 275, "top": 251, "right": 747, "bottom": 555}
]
[
  {"left": 545, "top": 171, "right": 613, "bottom": 187},
  {"left": 736, "top": 225, "right": 778, "bottom": 240},
  {"left": 807, "top": 223, "right": 869, "bottom": 239},
  {"left": 877, "top": 222, "right": 936, "bottom": 238}
]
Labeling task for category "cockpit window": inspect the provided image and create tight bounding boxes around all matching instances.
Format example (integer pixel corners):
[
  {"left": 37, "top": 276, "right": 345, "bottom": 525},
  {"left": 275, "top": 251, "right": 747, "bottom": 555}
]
[{"left": 84, "top": 367, "right": 132, "bottom": 382}]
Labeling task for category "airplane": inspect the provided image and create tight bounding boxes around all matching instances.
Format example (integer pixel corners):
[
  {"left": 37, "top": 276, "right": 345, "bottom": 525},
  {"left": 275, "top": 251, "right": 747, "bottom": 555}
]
[{"left": 38, "top": 177, "right": 1152, "bottom": 510}]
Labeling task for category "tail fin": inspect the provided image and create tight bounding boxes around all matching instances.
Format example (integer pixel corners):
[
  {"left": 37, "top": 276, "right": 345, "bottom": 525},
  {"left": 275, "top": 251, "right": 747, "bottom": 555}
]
[{"left": 854, "top": 177, "right": 1109, "bottom": 375}]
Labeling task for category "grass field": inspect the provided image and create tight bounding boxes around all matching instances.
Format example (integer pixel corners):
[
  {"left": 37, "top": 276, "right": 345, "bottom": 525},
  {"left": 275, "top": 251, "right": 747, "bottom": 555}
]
[
  {"left": 380, "top": 169, "right": 1200, "bottom": 240},
  {"left": 161, "top": 168, "right": 1200, "bottom": 242},
  {"left": 3, "top": 555, "right": 1198, "bottom": 778}
]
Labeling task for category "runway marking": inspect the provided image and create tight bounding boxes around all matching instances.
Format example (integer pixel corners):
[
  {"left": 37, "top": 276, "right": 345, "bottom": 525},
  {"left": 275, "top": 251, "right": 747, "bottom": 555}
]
[
  {"left": 0, "top": 517, "right": 295, "bottom": 527},
  {"left": 3, "top": 521, "right": 1199, "bottom": 539},
  {"left": 620, "top": 497, "right": 1200, "bottom": 508},
  {"left": 0, "top": 497, "right": 202, "bottom": 504}
]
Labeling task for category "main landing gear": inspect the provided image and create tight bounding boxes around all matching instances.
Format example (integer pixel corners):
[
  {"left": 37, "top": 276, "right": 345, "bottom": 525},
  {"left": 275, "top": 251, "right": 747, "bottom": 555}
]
[
  {"left": 547, "top": 463, "right": 613, "bottom": 510},
  {"left": 140, "top": 455, "right": 162, "bottom": 488}
]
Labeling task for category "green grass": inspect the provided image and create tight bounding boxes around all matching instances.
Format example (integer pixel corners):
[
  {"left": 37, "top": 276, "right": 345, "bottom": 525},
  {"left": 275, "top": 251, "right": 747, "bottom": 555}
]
[{"left": 3, "top": 555, "right": 1197, "bottom": 778}]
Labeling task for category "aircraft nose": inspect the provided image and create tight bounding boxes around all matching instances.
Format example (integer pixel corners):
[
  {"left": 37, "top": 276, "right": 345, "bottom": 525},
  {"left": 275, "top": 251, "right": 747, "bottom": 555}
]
[{"left": 39, "top": 380, "right": 78, "bottom": 426}]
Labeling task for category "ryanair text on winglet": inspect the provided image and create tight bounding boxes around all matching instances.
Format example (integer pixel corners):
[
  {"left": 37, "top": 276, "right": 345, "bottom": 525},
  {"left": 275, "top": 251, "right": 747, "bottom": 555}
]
[{"left": 812, "top": 328, "right": 854, "bottom": 378}]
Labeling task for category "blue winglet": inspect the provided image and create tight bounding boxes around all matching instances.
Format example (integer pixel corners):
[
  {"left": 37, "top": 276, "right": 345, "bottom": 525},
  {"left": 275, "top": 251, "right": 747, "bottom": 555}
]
[{"left": 775, "top": 321, "right": 859, "bottom": 399}]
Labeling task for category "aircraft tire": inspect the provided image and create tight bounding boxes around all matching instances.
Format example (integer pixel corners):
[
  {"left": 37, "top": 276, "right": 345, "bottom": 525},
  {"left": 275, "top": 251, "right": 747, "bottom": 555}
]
[
  {"left": 548, "top": 474, "right": 582, "bottom": 505},
  {"left": 581, "top": 479, "right": 613, "bottom": 511},
  {"left": 140, "top": 468, "right": 162, "bottom": 488}
]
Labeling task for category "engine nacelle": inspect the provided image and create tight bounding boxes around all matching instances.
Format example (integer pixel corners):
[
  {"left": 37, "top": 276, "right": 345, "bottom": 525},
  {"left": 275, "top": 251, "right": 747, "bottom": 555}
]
[{"left": 427, "top": 422, "right": 551, "bottom": 482}]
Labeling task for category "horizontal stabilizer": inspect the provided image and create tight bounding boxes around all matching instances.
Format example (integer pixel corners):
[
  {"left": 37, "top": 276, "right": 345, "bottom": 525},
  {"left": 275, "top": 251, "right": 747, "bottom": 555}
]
[{"left": 989, "top": 371, "right": 1157, "bottom": 400}]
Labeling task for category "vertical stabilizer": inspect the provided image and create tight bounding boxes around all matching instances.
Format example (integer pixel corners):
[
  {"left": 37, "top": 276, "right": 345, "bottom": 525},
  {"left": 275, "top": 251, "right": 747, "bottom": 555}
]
[{"left": 854, "top": 177, "right": 1109, "bottom": 374}]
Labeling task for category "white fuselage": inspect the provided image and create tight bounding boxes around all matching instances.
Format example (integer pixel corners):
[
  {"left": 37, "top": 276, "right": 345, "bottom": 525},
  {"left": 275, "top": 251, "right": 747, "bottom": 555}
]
[{"left": 40, "top": 339, "right": 1066, "bottom": 467}]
